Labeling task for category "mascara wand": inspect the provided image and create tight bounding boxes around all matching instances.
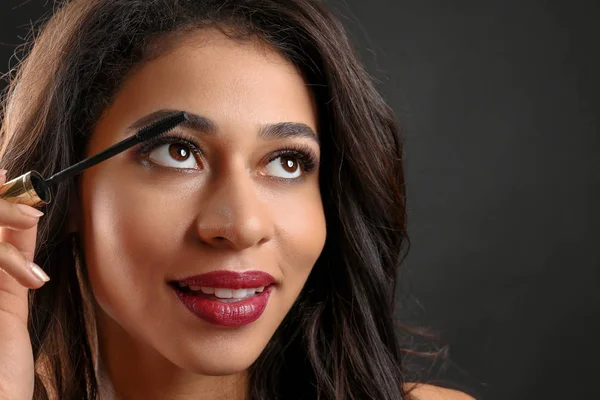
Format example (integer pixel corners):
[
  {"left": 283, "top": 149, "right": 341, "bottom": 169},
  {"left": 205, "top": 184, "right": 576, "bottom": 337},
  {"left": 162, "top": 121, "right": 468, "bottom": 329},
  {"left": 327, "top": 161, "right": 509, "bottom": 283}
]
[{"left": 0, "top": 111, "right": 188, "bottom": 208}]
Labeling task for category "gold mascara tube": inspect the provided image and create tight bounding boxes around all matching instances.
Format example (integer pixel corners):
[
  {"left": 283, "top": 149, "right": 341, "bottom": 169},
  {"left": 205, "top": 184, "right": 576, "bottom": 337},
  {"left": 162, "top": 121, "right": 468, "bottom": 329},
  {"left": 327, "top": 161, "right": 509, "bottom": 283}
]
[{"left": 0, "top": 111, "right": 187, "bottom": 208}]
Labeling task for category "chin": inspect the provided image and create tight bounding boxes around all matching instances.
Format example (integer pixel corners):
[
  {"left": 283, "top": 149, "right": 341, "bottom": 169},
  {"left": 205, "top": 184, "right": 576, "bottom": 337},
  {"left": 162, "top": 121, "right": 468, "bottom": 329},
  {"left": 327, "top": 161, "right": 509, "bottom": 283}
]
[
  {"left": 163, "top": 340, "right": 263, "bottom": 376},
  {"left": 176, "top": 353, "right": 256, "bottom": 376}
]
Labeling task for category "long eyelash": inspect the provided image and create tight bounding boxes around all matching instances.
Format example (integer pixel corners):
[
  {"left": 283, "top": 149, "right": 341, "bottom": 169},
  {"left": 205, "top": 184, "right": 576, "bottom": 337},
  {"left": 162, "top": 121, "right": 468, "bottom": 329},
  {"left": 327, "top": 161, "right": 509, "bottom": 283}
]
[
  {"left": 133, "top": 132, "right": 319, "bottom": 174},
  {"left": 267, "top": 143, "right": 319, "bottom": 173},
  {"left": 133, "top": 131, "right": 202, "bottom": 158}
]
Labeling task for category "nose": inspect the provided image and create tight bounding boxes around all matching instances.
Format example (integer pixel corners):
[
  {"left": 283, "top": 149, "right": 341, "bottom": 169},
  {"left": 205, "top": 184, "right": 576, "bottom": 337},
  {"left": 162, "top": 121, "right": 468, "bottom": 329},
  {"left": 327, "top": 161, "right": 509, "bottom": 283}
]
[{"left": 194, "top": 172, "right": 274, "bottom": 251}]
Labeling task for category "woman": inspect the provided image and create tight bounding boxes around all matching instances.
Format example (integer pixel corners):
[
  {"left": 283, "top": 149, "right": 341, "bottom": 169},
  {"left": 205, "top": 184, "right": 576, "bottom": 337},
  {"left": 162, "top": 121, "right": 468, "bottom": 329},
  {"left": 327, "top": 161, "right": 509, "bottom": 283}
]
[{"left": 0, "top": 0, "right": 474, "bottom": 399}]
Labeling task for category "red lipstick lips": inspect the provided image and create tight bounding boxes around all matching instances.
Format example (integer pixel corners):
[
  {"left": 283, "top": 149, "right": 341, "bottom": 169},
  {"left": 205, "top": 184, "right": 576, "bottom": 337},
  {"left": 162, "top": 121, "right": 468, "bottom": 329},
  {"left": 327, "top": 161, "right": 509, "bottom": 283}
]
[
  {"left": 171, "top": 270, "right": 275, "bottom": 327},
  {"left": 175, "top": 270, "right": 275, "bottom": 289}
]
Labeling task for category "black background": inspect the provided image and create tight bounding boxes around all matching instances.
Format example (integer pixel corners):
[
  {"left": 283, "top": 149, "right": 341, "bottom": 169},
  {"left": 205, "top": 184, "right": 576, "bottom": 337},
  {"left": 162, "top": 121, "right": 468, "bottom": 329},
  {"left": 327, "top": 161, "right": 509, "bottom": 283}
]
[{"left": 1, "top": 1, "right": 599, "bottom": 399}]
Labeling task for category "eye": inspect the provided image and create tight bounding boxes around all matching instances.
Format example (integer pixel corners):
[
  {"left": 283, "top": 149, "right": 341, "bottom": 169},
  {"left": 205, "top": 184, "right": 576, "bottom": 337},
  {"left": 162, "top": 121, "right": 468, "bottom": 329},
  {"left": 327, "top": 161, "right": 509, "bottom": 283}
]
[
  {"left": 134, "top": 136, "right": 319, "bottom": 179},
  {"left": 265, "top": 155, "right": 303, "bottom": 179},
  {"left": 148, "top": 142, "right": 200, "bottom": 169},
  {"left": 134, "top": 133, "right": 203, "bottom": 170}
]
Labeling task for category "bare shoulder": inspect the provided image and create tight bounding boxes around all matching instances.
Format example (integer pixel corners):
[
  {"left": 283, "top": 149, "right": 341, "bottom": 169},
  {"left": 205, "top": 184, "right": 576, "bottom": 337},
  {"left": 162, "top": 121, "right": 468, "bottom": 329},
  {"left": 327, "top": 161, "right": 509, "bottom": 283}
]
[{"left": 403, "top": 383, "right": 476, "bottom": 400}]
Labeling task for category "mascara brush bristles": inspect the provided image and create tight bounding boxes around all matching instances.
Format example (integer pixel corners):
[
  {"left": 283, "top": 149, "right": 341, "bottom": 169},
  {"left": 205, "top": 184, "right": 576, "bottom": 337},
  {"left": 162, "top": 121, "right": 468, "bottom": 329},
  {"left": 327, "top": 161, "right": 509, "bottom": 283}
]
[
  {"left": 136, "top": 111, "right": 188, "bottom": 141},
  {"left": 45, "top": 111, "right": 188, "bottom": 186}
]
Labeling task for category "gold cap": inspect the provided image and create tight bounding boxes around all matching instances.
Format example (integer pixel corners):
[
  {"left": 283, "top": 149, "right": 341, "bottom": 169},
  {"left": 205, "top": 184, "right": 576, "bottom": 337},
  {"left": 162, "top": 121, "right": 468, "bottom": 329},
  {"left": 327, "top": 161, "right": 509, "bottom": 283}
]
[{"left": 0, "top": 171, "right": 52, "bottom": 207}]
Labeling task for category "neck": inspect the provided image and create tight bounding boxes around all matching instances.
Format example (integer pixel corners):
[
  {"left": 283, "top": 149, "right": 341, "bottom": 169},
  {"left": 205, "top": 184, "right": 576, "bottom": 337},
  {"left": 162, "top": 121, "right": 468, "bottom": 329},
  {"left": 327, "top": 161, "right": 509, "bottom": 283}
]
[{"left": 95, "top": 309, "right": 248, "bottom": 400}]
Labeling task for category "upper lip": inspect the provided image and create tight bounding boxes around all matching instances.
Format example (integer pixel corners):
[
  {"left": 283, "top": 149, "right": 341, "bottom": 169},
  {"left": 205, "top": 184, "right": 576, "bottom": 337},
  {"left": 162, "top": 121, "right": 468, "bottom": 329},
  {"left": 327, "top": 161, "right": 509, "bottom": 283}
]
[{"left": 172, "top": 270, "right": 276, "bottom": 289}]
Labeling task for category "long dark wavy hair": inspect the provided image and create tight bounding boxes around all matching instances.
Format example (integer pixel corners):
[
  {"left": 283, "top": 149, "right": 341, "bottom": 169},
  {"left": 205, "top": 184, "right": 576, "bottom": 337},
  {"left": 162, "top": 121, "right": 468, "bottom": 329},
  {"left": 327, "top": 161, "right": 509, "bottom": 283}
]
[{"left": 0, "top": 0, "right": 413, "bottom": 398}]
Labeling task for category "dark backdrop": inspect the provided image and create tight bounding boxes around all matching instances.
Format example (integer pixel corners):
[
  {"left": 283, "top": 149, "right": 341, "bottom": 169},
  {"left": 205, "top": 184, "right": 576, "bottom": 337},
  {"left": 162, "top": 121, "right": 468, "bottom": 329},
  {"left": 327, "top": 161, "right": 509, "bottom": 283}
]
[{"left": 1, "top": 1, "right": 598, "bottom": 399}]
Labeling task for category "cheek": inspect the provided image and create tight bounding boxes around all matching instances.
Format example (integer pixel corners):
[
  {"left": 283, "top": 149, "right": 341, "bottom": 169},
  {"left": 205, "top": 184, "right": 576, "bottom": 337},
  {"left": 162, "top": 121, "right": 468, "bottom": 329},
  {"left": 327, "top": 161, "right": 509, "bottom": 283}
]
[
  {"left": 79, "top": 170, "right": 185, "bottom": 313},
  {"left": 273, "top": 189, "right": 326, "bottom": 302}
]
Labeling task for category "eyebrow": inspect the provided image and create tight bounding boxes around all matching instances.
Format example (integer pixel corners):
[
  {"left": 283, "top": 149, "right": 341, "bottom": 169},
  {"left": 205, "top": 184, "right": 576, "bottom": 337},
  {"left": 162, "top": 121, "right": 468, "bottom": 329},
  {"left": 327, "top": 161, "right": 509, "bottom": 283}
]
[{"left": 126, "top": 109, "right": 320, "bottom": 145}]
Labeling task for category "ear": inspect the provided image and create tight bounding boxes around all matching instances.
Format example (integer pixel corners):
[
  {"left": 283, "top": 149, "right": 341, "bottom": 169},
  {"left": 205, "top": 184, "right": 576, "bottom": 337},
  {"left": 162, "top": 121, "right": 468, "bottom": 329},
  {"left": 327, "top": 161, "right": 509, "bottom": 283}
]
[{"left": 65, "top": 186, "right": 82, "bottom": 233}]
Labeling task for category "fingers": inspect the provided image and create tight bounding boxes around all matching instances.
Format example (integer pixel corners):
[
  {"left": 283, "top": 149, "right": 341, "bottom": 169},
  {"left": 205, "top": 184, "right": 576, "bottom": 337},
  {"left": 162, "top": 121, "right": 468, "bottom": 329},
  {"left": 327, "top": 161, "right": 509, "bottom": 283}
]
[
  {"left": 0, "top": 242, "right": 48, "bottom": 289},
  {"left": 0, "top": 169, "right": 47, "bottom": 290},
  {"left": 0, "top": 173, "right": 44, "bottom": 232}
]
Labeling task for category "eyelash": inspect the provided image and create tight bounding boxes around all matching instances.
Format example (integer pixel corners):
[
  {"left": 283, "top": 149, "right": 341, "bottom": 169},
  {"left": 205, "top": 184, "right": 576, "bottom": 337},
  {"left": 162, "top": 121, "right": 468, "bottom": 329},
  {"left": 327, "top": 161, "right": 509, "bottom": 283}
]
[{"left": 132, "top": 131, "right": 319, "bottom": 177}]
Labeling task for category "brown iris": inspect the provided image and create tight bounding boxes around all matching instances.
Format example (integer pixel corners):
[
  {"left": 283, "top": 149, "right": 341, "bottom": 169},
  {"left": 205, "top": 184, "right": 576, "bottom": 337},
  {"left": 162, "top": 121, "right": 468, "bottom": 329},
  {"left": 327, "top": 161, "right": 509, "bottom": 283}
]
[
  {"left": 169, "top": 144, "right": 190, "bottom": 161},
  {"left": 281, "top": 156, "right": 299, "bottom": 173}
]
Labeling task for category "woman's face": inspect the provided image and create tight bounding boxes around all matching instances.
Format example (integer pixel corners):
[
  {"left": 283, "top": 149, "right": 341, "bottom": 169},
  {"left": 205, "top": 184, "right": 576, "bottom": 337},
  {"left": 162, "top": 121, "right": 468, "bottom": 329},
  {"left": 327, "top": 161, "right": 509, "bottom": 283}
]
[{"left": 78, "top": 29, "right": 326, "bottom": 376}]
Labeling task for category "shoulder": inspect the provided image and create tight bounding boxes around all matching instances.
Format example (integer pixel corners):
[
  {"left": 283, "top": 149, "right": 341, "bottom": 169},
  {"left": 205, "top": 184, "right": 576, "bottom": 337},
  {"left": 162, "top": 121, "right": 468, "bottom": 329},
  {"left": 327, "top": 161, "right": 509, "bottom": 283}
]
[{"left": 403, "top": 383, "right": 476, "bottom": 400}]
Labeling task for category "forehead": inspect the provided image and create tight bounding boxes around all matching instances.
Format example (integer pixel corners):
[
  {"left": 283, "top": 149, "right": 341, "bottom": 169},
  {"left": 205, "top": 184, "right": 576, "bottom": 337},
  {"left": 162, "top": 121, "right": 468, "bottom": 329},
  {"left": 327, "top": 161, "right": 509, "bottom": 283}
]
[{"left": 100, "top": 28, "right": 317, "bottom": 132}]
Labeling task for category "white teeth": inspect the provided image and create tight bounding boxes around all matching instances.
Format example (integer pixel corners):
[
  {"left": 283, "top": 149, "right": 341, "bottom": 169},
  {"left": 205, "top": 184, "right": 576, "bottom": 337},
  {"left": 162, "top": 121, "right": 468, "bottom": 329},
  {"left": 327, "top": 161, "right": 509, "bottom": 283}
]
[
  {"left": 179, "top": 284, "right": 268, "bottom": 298},
  {"left": 214, "top": 288, "right": 233, "bottom": 298},
  {"left": 232, "top": 289, "right": 249, "bottom": 298}
]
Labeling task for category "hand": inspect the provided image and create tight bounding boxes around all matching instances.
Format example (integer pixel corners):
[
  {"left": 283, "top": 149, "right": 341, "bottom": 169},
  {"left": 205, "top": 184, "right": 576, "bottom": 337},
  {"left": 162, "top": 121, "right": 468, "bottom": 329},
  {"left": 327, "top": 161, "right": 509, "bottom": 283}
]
[{"left": 0, "top": 169, "right": 49, "bottom": 400}]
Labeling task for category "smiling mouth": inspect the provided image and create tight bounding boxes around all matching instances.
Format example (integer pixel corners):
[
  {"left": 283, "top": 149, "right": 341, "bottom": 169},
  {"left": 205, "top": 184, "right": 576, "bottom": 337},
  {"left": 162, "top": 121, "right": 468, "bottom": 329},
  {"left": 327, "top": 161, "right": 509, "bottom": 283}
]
[
  {"left": 170, "top": 279, "right": 274, "bottom": 326},
  {"left": 170, "top": 282, "right": 273, "bottom": 303}
]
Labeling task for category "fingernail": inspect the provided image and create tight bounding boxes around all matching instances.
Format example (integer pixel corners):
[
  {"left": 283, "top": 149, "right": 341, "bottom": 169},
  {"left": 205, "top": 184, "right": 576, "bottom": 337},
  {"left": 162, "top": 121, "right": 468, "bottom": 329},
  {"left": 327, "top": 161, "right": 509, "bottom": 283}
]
[
  {"left": 15, "top": 204, "right": 44, "bottom": 218},
  {"left": 29, "top": 262, "right": 50, "bottom": 282}
]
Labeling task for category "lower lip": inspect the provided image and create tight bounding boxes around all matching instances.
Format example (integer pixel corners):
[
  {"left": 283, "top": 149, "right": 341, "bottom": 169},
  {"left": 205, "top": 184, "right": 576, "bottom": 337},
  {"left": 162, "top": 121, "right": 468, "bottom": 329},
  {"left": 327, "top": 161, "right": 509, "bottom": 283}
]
[{"left": 173, "top": 285, "right": 273, "bottom": 327}]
